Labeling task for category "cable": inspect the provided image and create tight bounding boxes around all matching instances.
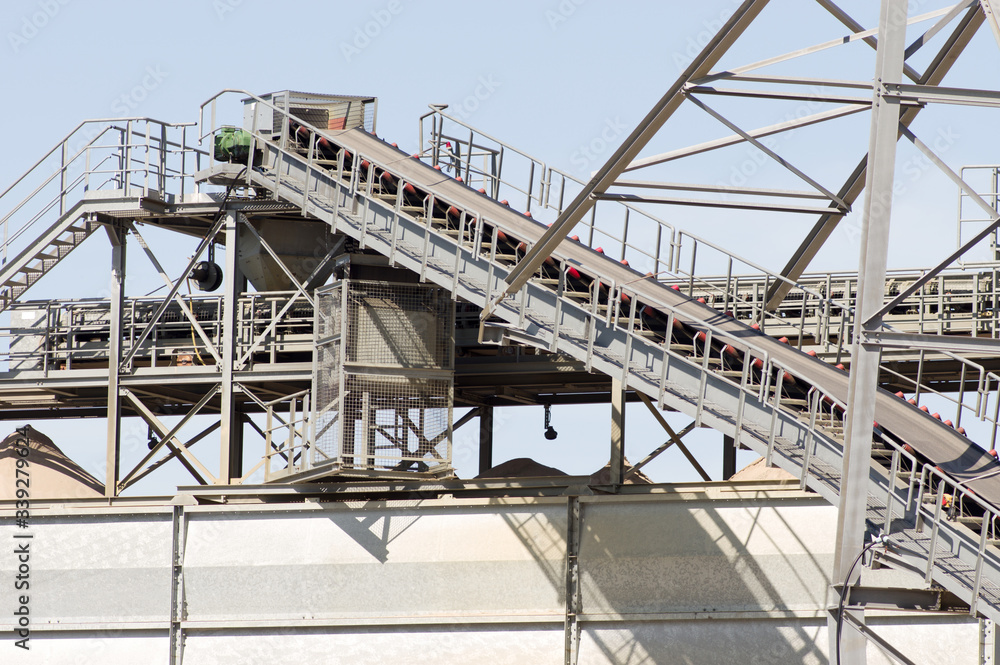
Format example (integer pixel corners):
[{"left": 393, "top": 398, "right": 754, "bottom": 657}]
[
  {"left": 835, "top": 533, "right": 889, "bottom": 664},
  {"left": 177, "top": 164, "right": 247, "bottom": 367}
]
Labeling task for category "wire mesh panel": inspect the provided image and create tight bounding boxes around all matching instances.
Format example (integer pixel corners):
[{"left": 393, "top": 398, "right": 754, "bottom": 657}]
[{"left": 312, "top": 280, "right": 454, "bottom": 477}]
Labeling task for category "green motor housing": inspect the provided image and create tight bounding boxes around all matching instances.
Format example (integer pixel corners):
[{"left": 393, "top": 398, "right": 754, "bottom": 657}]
[{"left": 213, "top": 126, "right": 254, "bottom": 163}]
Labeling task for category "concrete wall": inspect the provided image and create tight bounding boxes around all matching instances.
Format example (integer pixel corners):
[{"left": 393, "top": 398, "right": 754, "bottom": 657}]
[{"left": 0, "top": 482, "right": 984, "bottom": 663}]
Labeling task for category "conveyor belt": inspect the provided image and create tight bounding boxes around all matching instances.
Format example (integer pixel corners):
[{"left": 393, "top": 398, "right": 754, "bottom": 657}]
[{"left": 322, "top": 125, "right": 1000, "bottom": 508}]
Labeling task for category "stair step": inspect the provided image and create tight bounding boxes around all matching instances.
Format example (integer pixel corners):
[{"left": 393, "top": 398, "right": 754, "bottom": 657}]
[{"left": 49, "top": 238, "right": 77, "bottom": 246}]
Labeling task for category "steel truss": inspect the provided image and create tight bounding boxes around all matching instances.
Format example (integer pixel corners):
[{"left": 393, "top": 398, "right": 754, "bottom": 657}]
[{"left": 495, "top": 2, "right": 1000, "bottom": 662}]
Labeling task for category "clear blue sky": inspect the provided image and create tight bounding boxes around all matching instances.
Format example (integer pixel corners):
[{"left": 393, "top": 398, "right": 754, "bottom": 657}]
[{"left": 2, "top": 0, "right": 998, "bottom": 491}]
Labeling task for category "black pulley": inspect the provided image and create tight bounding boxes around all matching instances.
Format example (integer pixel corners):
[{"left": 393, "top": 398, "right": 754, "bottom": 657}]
[{"left": 190, "top": 261, "right": 223, "bottom": 292}]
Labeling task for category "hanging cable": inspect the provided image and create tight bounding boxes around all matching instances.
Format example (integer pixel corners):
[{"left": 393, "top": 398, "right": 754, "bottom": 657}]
[{"left": 835, "top": 533, "right": 889, "bottom": 664}]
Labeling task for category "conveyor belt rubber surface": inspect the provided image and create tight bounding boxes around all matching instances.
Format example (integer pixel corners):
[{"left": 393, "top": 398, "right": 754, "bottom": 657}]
[{"left": 323, "top": 126, "right": 1000, "bottom": 507}]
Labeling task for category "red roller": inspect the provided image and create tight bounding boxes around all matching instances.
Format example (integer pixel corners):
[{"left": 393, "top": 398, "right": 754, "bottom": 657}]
[
  {"left": 895, "top": 391, "right": 905, "bottom": 399},
  {"left": 919, "top": 405, "right": 929, "bottom": 413},
  {"left": 478, "top": 188, "right": 486, "bottom": 194},
  {"left": 524, "top": 211, "right": 532, "bottom": 218},
  {"left": 447, "top": 206, "right": 462, "bottom": 219},
  {"left": 903, "top": 444, "right": 914, "bottom": 454},
  {"left": 991, "top": 449, "right": 999, "bottom": 459},
  {"left": 782, "top": 371, "right": 796, "bottom": 386},
  {"left": 806, "top": 350, "right": 817, "bottom": 357},
  {"left": 944, "top": 420, "right": 953, "bottom": 427},
  {"left": 931, "top": 412, "right": 941, "bottom": 420},
  {"left": 958, "top": 427, "right": 967, "bottom": 436},
  {"left": 907, "top": 398, "right": 917, "bottom": 406},
  {"left": 434, "top": 165, "right": 442, "bottom": 171},
  {"left": 696, "top": 297, "right": 706, "bottom": 304},
  {"left": 671, "top": 285, "right": 682, "bottom": 291},
  {"left": 571, "top": 235, "right": 580, "bottom": 242},
  {"left": 694, "top": 331, "right": 707, "bottom": 344},
  {"left": 835, "top": 364, "right": 846, "bottom": 371},
  {"left": 750, "top": 323, "right": 761, "bottom": 331},
  {"left": 873, "top": 420, "right": 880, "bottom": 429},
  {"left": 752, "top": 357, "right": 764, "bottom": 371},
  {"left": 595, "top": 247, "right": 605, "bottom": 254},
  {"left": 724, "top": 311, "right": 734, "bottom": 318},
  {"left": 455, "top": 175, "right": 463, "bottom": 182},
  {"left": 721, "top": 344, "right": 739, "bottom": 358},
  {"left": 777, "top": 336, "right": 789, "bottom": 345},
  {"left": 403, "top": 183, "right": 418, "bottom": 197},
  {"left": 500, "top": 199, "right": 509, "bottom": 206},
  {"left": 621, "top": 259, "right": 629, "bottom": 267},
  {"left": 391, "top": 142, "right": 398, "bottom": 148}
]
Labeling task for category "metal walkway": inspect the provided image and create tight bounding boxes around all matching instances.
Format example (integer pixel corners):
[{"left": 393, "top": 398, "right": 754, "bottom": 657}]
[
  {"left": 199, "top": 90, "right": 1000, "bottom": 625},
  {"left": 1, "top": 89, "right": 1000, "bottom": 631}
]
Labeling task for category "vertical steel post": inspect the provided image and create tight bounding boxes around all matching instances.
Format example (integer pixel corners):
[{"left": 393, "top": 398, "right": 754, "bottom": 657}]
[
  {"left": 478, "top": 406, "right": 494, "bottom": 476},
  {"left": 722, "top": 434, "right": 737, "bottom": 480},
  {"left": 104, "top": 223, "right": 126, "bottom": 498},
  {"left": 219, "top": 210, "right": 242, "bottom": 483},
  {"left": 610, "top": 379, "right": 626, "bottom": 486},
  {"left": 832, "top": 1, "right": 908, "bottom": 662}
]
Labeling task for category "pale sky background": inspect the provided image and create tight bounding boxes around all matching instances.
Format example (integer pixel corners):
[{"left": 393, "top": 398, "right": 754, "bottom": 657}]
[{"left": 2, "top": 0, "right": 1000, "bottom": 493}]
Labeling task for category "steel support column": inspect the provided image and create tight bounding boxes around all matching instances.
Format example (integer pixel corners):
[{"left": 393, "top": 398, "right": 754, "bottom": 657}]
[
  {"left": 478, "top": 406, "right": 494, "bottom": 475},
  {"left": 610, "top": 379, "right": 626, "bottom": 486},
  {"left": 219, "top": 210, "right": 242, "bottom": 484},
  {"left": 104, "top": 223, "right": 126, "bottom": 498},
  {"left": 832, "top": 1, "right": 908, "bottom": 662},
  {"left": 723, "top": 435, "right": 737, "bottom": 480}
]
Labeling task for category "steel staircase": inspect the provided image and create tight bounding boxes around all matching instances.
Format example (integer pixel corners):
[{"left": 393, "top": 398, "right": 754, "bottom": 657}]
[
  {"left": 0, "top": 206, "right": 100, "bottom": 310},
  {"left": 197, "top": 90, "right": 1000, "bottom": 625}
]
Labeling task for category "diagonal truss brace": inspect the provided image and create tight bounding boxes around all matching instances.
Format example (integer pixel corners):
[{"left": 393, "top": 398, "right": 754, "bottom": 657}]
[
  {"left": 637, "top": 393, "right": 711, "bottom": 481},
  {"left": 496, "top": 0, "right": 772, "bottom": 303},
  {"left": 119, "top": 386, "right": 221, "bottom": 489},
  {"left": 864, "top": 123, "right": 1000, "bottom": 324},
  {"left": 120, "top": 213, "right": 227, "bottom": 371},
  {"left": 129, "top": 223, "right": 224, "bottom": 367},
  {"left": 240, "top": 216, "right": 316, "bottom": 308},
  {"left": 684, "top": 93, "right": 850, "bottom": 210},
  {"left": 767, "top": 2, "right": 985, "bottom": 309},
  {"left": 235, "top": 234, "right": 345, "bottom": 368}
]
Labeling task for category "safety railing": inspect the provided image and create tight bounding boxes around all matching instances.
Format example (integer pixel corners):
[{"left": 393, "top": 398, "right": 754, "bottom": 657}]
[
  {"left": 957, "top": 165, "right": 1000, "bottom": 269},
  {"left": 0, "top": 118, "right": 206, "bottom": 268},
  {"left": 252, "top": 388, "right": 313, "bottom": 482},
  {"left": 0, "top": 291, "right": 314, "bottom": 375},
  {"left": 417, "top": 106, "right": 859, "bottom": 344}
]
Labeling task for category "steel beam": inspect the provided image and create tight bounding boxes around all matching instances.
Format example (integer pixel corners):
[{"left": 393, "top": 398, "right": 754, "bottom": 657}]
[
  {"left": 104, "top": 223, "right": 126, "bottom": 498},
  {"left": 499, "top": 0, "right": 771, "bottom": 300},
  {"left": 637, "top": 393, "right": 711, "bottom": 482},
  {"left": 610, "top": 379, "right": 626, "bottom": 486},
  {"left": 767, "top": 3, "right": 985, "bottom": 310},
  {"left": 863, "top": 329, "right": 1000, "bottom": 356},
  {"left": 834, "top": 3, "right": 909, "bottom": 663},
  {"left": 219, "top": 210, "right": 242, "bottom": 484},
  {"left": 478, "top": 406, "right": 494, "bottom": 476}
]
